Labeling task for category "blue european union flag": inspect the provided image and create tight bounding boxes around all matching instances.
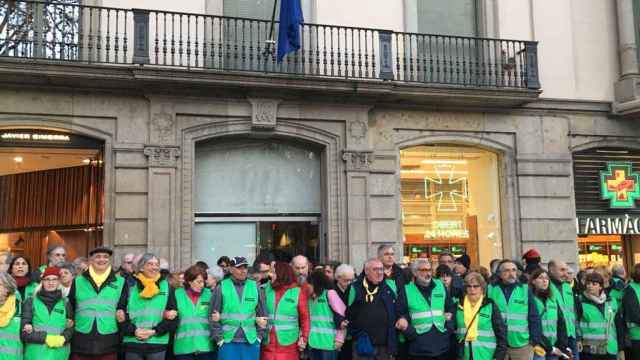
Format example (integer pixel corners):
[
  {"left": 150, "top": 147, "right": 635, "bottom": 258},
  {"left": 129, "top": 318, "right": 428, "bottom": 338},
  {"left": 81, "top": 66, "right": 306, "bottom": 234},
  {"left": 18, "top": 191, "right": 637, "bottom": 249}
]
[{"left": 276, "top": 0, "right": 304, "bottom": 63}]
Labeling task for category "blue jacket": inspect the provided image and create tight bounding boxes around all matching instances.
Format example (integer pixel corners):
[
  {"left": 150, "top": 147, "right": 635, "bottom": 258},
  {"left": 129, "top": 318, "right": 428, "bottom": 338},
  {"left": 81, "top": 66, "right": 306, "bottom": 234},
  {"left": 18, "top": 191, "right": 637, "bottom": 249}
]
[{"left": 346, "top": 274, "right": 399, "bottom": 354}]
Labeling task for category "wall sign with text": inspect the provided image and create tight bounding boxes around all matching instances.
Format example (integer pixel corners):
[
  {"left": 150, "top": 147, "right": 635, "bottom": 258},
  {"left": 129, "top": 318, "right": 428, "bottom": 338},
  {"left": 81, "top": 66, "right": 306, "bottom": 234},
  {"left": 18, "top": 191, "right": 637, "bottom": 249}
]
[{"left": 576, "top": 215, "right": 640, "bottom": 235}]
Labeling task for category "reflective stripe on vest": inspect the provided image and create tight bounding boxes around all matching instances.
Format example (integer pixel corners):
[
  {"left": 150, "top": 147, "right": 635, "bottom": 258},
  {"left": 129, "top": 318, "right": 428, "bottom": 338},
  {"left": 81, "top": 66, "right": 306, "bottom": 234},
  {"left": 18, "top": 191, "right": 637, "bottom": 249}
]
[
  {"left": 0, "top": 311, "right": 22, "bottom": 360},
  {"left": 308, "top": 290, "right": 337, "bottom": 350},
  {"left": 220, "top": 278, "right": 259, "bottom": 344},
  {"left": 534, "top": 296, "right": 559, "bottom": 347},
  {"left": 265, "top": 284, "right": 300, "bottom": 346},
  {"left": 488, "top": 284, "right": 530, "bottom": 348},
  {"left": 456, "top": 302, "right": 496, "bottom": 360},
  {"left": 74, "top": 274, "right": 125, "bottom": 335},
  {"left": 173, "top": 287, "right": 213, "bottom": 355},
  {"left": 579, "top": 298, "right": 618, "bottom": 355},
  {"left": 405, "top": 280, "right": 446, "bottom": 334},
  {"left": 25, "top": 296, "right": 69, "bottom": 360},
  {"left": 123, "top": 279, "right": 170, "bottom": 345},
  {"left": 550, "top": 281, "right": 576, "bottom": 338}
]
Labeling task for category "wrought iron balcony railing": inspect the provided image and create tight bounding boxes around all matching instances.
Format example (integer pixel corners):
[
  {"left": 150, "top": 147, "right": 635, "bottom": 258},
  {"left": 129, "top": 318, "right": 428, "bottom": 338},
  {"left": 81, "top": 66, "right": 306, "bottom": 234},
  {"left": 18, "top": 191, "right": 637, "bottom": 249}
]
[{"left": 0, "top": 0, "right": 540, "bottom": 90}]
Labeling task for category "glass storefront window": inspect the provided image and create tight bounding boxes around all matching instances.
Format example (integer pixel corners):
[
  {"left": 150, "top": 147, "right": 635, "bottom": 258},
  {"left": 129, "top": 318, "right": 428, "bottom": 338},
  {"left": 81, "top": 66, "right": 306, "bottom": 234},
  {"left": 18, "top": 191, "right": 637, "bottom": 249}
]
[{"left": 400, "top": 144, "right": 502, "bottom": 267}]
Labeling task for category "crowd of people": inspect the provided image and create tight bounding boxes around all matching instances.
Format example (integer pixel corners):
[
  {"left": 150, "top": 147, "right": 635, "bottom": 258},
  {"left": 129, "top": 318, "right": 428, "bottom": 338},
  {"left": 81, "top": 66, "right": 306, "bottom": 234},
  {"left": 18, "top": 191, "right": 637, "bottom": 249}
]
[{"left": 0, "top": 244, "right": 636, "bottom": 360}]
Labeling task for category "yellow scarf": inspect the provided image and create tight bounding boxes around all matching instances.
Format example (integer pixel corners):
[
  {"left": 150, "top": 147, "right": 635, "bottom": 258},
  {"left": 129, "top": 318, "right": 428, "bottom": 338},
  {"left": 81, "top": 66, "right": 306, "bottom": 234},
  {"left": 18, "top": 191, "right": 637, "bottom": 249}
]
[
  {"left": 362, "top": 278, "right": 379, "bottom": 303},
  {"left": 135, "top": 273, "right": 161, "bottom": 298},
  {"left": 463, "top": 295, "right": 484, "bottom": 341},
  {"left": 0, "top": 294, "right": 16, "bottom": 327},
  {"left": 89, "top": 266, "right": 111, "bottom": 287}
]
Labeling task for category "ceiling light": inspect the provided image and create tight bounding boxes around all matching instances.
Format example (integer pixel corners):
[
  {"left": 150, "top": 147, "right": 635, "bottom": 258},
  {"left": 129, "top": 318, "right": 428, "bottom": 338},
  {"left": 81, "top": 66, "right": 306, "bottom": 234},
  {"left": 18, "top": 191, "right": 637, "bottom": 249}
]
[
  {"left": 82, "top": 159, "right": 91, "bottom": 164},
  {"left": 13, "top": 156, "right": 23, "bottom": 163},
  {"left": 421, "top": 159, "right": 467, "bottom": 164}
]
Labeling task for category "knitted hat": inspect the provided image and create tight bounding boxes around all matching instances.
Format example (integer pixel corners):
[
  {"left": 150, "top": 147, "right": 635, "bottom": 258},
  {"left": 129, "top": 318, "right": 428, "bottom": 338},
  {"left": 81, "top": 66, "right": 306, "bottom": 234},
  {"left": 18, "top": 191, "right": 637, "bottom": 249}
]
[
  {"left": 522, "top": 248, "right": 541, "bottom": 260},
  {"left": 41, "top": 266, "right": 60, "bottom": 279}
]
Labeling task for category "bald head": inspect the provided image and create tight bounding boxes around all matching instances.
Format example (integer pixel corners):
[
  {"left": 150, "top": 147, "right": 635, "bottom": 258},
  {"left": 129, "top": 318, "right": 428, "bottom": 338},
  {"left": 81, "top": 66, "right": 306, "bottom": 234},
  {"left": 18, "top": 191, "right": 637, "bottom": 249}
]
[
  {"left": 291, "top": 255, "right": 309, "bottom": 280},
  {"left": 548, "top": 259, "right": 568, "bottom": 282}
]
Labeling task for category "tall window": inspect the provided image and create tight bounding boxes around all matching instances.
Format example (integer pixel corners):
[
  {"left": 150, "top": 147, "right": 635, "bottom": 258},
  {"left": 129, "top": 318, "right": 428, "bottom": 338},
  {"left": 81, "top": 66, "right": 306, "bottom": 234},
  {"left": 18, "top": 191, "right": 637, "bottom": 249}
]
[
  {"left": 400, "top": 145, "right": 502, "bottom": 267},
  {"left": 416, "top": 0, "right": 477, "bottom": 36}
]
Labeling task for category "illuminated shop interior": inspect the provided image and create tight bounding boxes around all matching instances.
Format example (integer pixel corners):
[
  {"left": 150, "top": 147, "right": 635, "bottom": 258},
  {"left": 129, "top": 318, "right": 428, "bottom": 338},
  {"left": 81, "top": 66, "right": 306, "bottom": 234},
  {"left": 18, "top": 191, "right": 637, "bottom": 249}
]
[{"left": 400, "top": 144, "right": 502, "bottom": 267}]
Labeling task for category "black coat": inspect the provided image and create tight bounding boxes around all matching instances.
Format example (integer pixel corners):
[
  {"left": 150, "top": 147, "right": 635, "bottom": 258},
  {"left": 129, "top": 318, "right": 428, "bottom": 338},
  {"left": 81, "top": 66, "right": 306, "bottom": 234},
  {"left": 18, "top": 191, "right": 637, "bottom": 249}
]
[
  {"left": 21, "top": 290, "right": 74, "bottom": 345},
  {"left": 67, "top": 269, "right": 129, "bottom": 355},
  {"left": 346, "top": 274, "right": 399, "bottom": 355}
]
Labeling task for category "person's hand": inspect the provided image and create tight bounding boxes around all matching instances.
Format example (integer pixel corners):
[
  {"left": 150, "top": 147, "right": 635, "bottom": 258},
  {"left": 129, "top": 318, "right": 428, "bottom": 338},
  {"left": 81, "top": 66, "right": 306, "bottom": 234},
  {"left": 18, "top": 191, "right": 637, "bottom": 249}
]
[
  {"left": 618, "top": 351, "right": 625, "bottom": 360},
  {"left": 22, "top": 324, "right": 33, "bottom": 334},
  {"left": 135, "top": 328, "right": 152, "bottom": 341},
  {"left": 164, "top": 310, "right": 177, "bottom": 320},
  {"left": 340, "top": 320, "right": 349, "bottom": 329},
  {"left": 116, "top": 310, "right": 126, "bottom": 323},
  {"left": 297, "top": 337, "right": 306, "bottom": 351},
  {"left": 255, "top": 317, "right": 268, "bottom": 329},
  {"left": 551, "top": 347, "right": 565, "bottom": 357},
  {"left": 65, "top": 319, "right": 74, "bottom": 328},
  {"left": 334, "top": 340, "right": 344, "bottom": 350},
  {"left": 577, "top": 341, "right": 583, "bottom": 353},
  {"left": 45, "top": 335, "right": 65, "bottom": 348},
  {"left": 395, "top": 318, "right": 408, "bottom": 331},
  {"left": 444, "top": 312, "right": 452, "bottom": 321},
  {"left": 210, "top": 311, "right": 221, "bottom": 322},
  {"left": 533, "top": 345, "right": 546, "bottom": 357}
]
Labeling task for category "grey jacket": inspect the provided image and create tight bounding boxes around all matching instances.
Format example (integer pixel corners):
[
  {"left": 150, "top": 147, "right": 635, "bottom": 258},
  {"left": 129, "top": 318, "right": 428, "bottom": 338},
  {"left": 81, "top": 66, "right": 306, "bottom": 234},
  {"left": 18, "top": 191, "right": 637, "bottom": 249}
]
[{"left": 209, "top": 278, "right": 266, "bottom": 344}]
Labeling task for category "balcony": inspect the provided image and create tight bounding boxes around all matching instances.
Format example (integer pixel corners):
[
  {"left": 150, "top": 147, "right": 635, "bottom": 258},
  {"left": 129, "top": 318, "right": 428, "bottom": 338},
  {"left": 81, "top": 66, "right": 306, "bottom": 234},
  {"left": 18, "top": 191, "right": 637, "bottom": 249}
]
[{"left": 0, "top": 1, "right": 541, "bottom": 107}]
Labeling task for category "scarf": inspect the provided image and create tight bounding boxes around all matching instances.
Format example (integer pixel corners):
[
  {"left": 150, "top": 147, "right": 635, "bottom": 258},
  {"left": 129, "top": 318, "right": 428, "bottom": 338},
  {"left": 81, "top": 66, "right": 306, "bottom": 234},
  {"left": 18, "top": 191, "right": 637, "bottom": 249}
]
[
  {"left": 13, "top": 276, "right": 30, "bottom": 288},
  {"left": 89, "top": 266, "right": 111, "bottom": 287},
  {"left": 583, "top": 291, "right": 607, "bottom": 305},
  {"left": 135, "top": 273, "right": 161, "bottom": 298},
  {"left": 0, "top": 294, "right": 16, "bottom": 327},
  {"left": 37, "top": 289, "right": 63, "bottom": 312},
  {"left": 463, "top": 295, "right": 484, "bottom": 341},
  {"left": 362, "top": 278, "right": 379, "bottom": 303}
]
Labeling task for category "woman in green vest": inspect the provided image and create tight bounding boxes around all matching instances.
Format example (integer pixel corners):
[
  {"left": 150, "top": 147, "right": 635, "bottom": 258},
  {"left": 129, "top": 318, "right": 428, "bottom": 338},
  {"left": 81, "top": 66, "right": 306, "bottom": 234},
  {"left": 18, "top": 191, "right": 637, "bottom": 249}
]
[
  {"left": 261, "top": 262, "right": 310, "bottom": 360},
  {"left": 122, "top": 253, "right": 178, "bottom": 360},
  {"left": 0, "top": 272, "right": 23, "bottom": 359},
  {"left": 306, "top": 269, "right": 346, "bottom": 360},
  {"left": 576, "top": 272, "right": 624, "bottom": 360},
  {"left": 174, "top": 265, "right": 216, "bottom": 360},
  {"left": 455, "top": 272, "right": 507, "bottom": 360},
  {"left": 21, "top": 266, "right": 73, "bottom": 360},
  {"left": 9, "top": 256, "right": 37, "bottom": 301},
  {"left": 528, "top": 269, "right": 570, "bottom": 360}
]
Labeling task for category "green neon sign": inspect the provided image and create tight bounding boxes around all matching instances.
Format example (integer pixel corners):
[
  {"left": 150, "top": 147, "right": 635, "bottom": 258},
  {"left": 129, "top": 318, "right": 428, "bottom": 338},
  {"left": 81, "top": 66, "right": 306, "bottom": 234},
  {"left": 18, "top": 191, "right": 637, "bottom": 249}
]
[{"left": 600, "top": 162, "right": 640, "bottom": 208}]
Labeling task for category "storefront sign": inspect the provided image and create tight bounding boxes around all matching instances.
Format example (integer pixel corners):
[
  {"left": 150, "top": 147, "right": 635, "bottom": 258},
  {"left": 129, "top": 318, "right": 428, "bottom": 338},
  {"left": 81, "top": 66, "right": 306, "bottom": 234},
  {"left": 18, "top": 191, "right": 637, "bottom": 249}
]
[
  {"left": 576, "top": 214, "right": 640, "bottom": 235},
  {"left": 424, "top": 220, "right": 470, "bottom": 239},
  {"left": 600, "top": 162, "right": 640, "bottom": 208},
  {"left": 1, "top": 132, "right": 71, "bottom": 142}
]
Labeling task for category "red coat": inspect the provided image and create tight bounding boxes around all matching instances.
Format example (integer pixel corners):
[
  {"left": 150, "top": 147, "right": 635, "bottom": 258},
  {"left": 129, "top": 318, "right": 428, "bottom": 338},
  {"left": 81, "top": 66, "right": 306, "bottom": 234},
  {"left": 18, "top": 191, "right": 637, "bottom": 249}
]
[{"left": 261, "top": 283, "right": 310, "bottom": 360}]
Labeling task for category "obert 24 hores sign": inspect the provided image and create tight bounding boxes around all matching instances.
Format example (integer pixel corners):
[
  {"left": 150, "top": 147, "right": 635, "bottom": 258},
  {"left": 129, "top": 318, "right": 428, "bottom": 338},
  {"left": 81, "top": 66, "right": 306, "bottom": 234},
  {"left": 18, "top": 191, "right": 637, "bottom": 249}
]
[{"left": 576, "top": 162, "right": 640, "bottom": 235}]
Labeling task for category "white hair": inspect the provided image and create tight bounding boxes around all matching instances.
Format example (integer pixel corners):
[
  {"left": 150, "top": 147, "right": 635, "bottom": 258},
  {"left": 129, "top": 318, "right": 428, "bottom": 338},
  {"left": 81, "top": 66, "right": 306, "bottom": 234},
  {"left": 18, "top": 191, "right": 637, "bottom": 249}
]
[
  {"left": 335, "top": 264, "right": 355, "bottom": 279},
  {"left": 411, "top": 258, "right": 431, "bottom": 273}
]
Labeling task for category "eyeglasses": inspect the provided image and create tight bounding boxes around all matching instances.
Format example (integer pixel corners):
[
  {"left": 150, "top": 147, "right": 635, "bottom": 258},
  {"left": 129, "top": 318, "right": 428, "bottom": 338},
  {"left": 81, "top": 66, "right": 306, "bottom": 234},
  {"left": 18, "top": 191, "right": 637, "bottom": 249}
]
[
  {"left": 465, "top": 284, "right": 481, "bottom": 289},
  {"left": 370, "top": 267, "right": 384, "bottom": 272},
  {"left": 416, "top": 268, "right": 432, "bottom": 272}
]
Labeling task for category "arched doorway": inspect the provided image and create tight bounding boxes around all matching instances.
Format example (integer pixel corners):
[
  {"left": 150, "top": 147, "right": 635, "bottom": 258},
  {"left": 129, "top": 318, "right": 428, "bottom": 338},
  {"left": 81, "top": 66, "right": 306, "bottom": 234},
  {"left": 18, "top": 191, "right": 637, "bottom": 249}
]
[
  {"left": 399, "top": 144, "right": 503, "bottom": 267},
  {"left": 192, "top": 137, "right": 323, "bottom": 266},
  {"left": 0, "top": 128, "right": 105, "bottom": 265}
]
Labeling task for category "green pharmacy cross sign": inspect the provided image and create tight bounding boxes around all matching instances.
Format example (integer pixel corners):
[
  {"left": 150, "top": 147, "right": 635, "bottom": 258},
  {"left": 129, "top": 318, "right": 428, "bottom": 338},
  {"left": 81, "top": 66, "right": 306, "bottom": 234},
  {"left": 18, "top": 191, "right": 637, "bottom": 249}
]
[{"left": 600, "top": 162, "right": 640, "bottom": 208}]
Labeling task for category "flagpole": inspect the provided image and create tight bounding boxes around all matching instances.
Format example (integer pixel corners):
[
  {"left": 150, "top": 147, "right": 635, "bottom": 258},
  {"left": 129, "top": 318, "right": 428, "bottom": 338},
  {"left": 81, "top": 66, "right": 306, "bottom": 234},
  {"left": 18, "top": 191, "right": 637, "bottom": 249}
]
[{"left": 264, "top": 0, "right": 279, "bottom": 69}]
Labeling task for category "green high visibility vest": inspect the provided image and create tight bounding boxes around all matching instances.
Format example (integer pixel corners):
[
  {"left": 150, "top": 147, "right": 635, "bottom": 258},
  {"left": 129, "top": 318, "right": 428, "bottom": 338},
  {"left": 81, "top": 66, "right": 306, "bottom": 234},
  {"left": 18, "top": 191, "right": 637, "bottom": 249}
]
[
  {"left": 533, "top": 296, "right": 559, "bottom": 346},
  {"left": 456, "top": 301, "right": 497, "bottom": 360},
  {"left": 627, "top": 282, "right": 640, "bottom": 341},
  {"left": 609, "top": 277, "right": 625, "bottom": 307},
  {"left": 579, "top": 297, "right": 618, "bottom": 355},
  {"left": 0, "top": 295, "right": 23, "bottom": 359},
  {"left": 21, "top": 283, "right": 37, "bottom": 302},
  {"left": 265, "top": 284, "right": 300, "bottom": 346},
  {"left": 220, "top": 278, "right": 259, "bottom": 344},
  {"left": 173, "top": 287, "right": 214, "bottom": 355},
  {"left": 24, "top": 296, "right": 70, "bottom": 360},
  {"left": 550, "top": 281, "right": 576, "bottom": 338},
  {"left": 308, "top": 290, "right": 336, "bottom": 351},
  {"left": 122, "top": 279, "right": 170, "bottom": 345},
  {"left": 488, "top": 283, "right": 530, "bottom": 348},
  {"left": 74, "top": 274, "right": 124, "bottom": 334},
  {"left": 404, "top": 280, "right": 446, "bottom": 334},
  {"left": 385, "top": 279, "right": 398, "bottom": 296}
]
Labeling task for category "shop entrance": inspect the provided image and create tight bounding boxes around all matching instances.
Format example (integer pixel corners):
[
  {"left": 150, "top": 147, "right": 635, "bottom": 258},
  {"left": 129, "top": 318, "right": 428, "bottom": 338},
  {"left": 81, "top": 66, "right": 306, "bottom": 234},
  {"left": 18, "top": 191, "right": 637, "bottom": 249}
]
[
  {"left": 0, "top": 129, "right": 104, "bottom": 266},
  {"left": 192, "top": 138, "right": 323, "bottom": 266}
]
